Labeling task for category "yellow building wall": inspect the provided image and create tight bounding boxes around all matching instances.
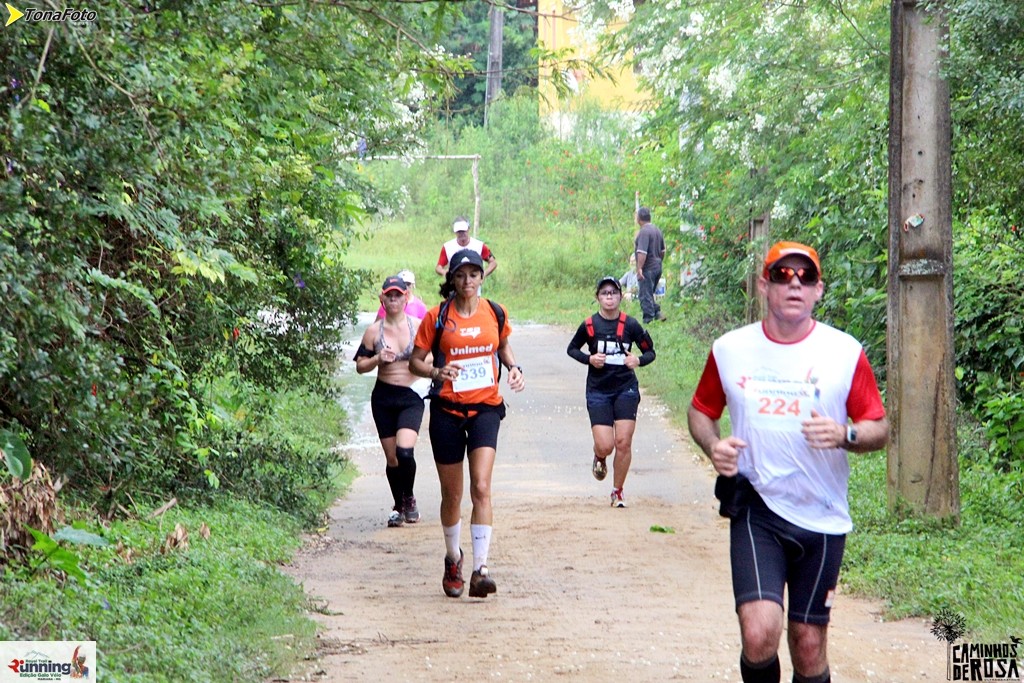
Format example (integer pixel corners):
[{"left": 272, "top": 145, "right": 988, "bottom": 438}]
[{"left": 537, "top": 0, "right": 652, "bottom": 118}]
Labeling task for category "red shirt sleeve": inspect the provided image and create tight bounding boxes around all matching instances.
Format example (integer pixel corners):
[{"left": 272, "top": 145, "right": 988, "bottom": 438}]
[
  {"left": 846, "top": 349, "right": 886, "bottom": 422},
  {"left": 437, "top": 247, "right": 449, "bottom": 267},
  {"left": 481, "top": 244, "right": 493, "bottom": 261},
  {"left": 690, "top": 350, "right": 727, "bottom": 420}
]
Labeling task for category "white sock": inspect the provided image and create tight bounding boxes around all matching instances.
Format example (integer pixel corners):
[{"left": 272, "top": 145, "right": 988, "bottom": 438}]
[
  {"left": 443, "top": 522, "right": 461, "bottom": 562},
  {"left": 471, "top": 524, "right": 492, "bottom": 572}
]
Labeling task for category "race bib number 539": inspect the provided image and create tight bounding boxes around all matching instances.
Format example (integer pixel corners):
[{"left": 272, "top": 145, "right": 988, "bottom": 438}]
[{"left": 452, "top": 355, "right": 495, "bottom": 393}]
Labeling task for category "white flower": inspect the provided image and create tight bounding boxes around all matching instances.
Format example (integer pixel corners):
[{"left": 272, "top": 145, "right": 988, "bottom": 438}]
[
  {"left": 707, "top": 63, "right": 738, "bottom": 100},
  {"left": 608, "top": 0, "right": 635, "bottom": 22},
  {"left": 771, "top": 200, "right": 792, "bottom": 221}
]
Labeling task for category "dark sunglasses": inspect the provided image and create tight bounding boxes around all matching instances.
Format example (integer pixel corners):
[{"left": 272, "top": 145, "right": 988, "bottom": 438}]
[{"left": 767, "top": 265, "right": 819, "bottom": 285}]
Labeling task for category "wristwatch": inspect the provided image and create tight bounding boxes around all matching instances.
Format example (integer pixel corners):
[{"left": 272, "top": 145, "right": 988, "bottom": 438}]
[
  {"left": 846, "top": 425, "right": 858, "bottom": 447},
  {"left": 511, "top": 364, "right": 523, "bottom": 374}
]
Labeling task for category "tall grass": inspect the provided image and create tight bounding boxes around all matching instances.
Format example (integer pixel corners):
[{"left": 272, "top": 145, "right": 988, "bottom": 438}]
[{"left": 348, "top": 217, "right": 626, "bottom": 325}]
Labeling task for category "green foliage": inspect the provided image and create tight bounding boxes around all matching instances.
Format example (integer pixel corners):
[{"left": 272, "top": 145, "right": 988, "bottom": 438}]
[
  {"left": 1, "top": 4, "right": 461, "bottom": 508},
  {"left": 440, "top": 2, "right": 539, "bottom": 124},
  {"left": 23, "top": 525, "right": 108, "bottom": 585},
  {"left": 846, "top": 451, "right": 1024, "bottom": 641},
  {"left": 977, "top": 390, "right": 1024, "bottom": 470},
  {"left": 612, "top": 0, "right": 893, "bottom": 369},
  {"left": 952, "top": 212, "right": 1024, "bottom": 466},
  {"left": 940, "top": 0, "right": 1024, "bottom": 221},
  {"left": 173, "top": 376, "right": 349, "bottom": 525},
  {"left": 1, "top": 500, "right": 316, "bottom": 682},
  {"left": 1, "top": 429, "right": 31, "bottom": 479}
]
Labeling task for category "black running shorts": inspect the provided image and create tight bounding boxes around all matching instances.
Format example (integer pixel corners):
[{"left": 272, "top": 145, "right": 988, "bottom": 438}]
[
  {"left": 428, "top": 404, "right": 501, "bottom": 465},
  {"left": 585, "top": 385, "right": 641, "bottom": 427},
  {"left": 729, "top": 488, "right": 846, "bottom": 625},
  {"left": 370, "top": 381, "right": 425, "bottom": 439}
]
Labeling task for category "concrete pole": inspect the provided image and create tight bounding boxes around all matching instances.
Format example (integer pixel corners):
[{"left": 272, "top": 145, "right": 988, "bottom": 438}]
[{"left": 886, "top": 0, "right": 959, "bottom": 518}]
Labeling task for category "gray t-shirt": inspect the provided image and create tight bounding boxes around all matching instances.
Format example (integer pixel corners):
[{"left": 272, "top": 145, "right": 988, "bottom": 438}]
[{"left": 634, "top": 223, "right": 666, "bottom": 271}]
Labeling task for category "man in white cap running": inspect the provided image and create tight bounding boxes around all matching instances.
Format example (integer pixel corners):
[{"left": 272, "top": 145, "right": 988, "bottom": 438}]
[{"left": 435, "top": 216, "right": 497, "bottom": 278}]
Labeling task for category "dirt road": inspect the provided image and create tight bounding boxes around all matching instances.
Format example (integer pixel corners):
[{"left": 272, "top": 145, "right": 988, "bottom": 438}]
[{"left": 283, "top": 323, "right": 944, "bottom": 682}]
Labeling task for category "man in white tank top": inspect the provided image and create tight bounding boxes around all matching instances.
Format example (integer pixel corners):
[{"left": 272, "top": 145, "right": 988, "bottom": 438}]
[
  {"left": 435, "top": 217, "right": 497, "bottom": 278},
  {"left": 687, "top": 241, "right": 889, "bottom": 683}
]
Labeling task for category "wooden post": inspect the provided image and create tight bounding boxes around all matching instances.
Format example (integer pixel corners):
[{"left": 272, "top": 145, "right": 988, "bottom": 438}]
[
  {"left": 886, "top": 0, "right": 959, "bottom": 518},
  {"left": 745, "top": 213, "right": 770, "bottom": 324}
]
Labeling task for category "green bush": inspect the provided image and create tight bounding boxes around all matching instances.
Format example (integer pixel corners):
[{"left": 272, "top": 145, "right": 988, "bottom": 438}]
[{"left": 953, "top": 212, "right": 1024, "bottom": 467}]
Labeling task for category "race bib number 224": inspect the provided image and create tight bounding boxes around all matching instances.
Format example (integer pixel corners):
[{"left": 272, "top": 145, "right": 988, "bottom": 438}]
[{"left": 744, "top": 379, "right": 814, "bottom": 431}]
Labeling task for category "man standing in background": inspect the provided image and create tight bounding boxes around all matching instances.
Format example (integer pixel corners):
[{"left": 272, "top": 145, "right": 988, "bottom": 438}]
[{"left": 634, "top": 207, "right": 667, "bottom": 324}]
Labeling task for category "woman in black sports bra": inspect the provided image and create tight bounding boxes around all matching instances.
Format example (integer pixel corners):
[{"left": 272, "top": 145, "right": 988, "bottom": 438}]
[{"left": 354, "top": 275, "right": 427, "bottom": 528}]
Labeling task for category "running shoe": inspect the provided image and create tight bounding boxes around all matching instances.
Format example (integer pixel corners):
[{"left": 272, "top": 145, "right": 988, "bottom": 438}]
[
  {"left": 610, "top": 488, "right": 627, "bottom": 508},
  {"left": 403, "top": 495, "right": 420, "bottom": 524},
  {"left": 387, "top": 507, "right": 404, "bottom": 527},
  {"left": 592, "top": 455, "right": 608, "bottom": 481},
  {"left": 469, "top": 565, "right": 497, "bottom": 598},
  {"left": 443, "top": 550, "right": 464, "bottom": 598}
]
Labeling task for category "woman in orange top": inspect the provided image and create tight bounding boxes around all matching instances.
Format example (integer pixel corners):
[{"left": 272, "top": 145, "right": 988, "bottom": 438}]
[{"left": 410, "top": 249, "right": 525, "bottom": 600}]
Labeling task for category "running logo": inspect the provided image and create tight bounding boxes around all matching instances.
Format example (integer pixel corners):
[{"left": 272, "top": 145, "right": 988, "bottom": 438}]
[{"left": 1, "top": 640, "right": 95, "bottom": 680}]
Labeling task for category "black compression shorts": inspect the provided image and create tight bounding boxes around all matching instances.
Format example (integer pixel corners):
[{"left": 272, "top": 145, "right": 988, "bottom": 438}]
[
  {"left": 585, "top": 385, "right": 641, "bottom": 426},
  {"left": 729, "top": 487, "right": 846, "bottom": 625},
  {"left": 427, "top": 403, "right": 502, "bottom": 465},
  {"left": 370, "top": 381, "right": 425, "bottom": 439}
]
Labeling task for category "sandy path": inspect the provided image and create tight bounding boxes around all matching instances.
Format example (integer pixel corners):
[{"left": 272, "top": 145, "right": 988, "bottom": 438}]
[{"left": 281, "top": 323, "right": 944, "bottom": 682}]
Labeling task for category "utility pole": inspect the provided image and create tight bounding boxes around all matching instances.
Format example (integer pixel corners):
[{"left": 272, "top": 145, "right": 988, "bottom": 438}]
[
  {"left": 886, "top": 0, "right": 959, "bottom": 518},
  {"left": 484, "top": 4, "right": 505, "bottom": 127}
]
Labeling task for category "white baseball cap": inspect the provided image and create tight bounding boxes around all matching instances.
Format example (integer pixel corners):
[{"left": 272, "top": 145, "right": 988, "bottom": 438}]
[
  {"left": 397, "top": 269, "right": 415, "bottom": 285},
  {"left": 452, "top": 219, "right": 470, "bottom": 233}
]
